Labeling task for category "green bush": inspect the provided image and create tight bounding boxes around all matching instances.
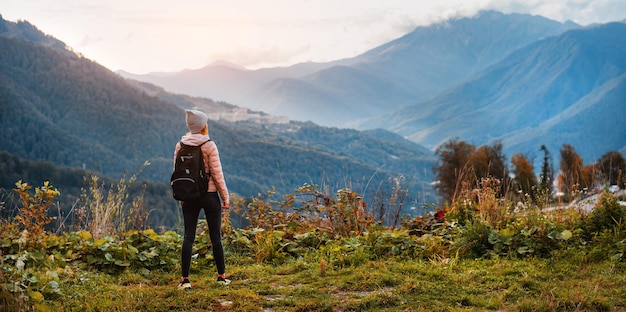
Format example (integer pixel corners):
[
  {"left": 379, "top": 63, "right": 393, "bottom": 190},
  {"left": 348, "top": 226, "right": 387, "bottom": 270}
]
[
  {"left": 583, "top": 192, "right": 625, "bottom": 238},
  {"left": 451, "top": 221, "right": 493, "bottom": 258}
]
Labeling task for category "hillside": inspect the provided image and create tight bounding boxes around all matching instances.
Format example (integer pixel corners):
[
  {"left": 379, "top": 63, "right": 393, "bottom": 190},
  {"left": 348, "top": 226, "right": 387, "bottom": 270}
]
[
  {"left": 366, "top": 22, "right": 626, "bottom": 163},
  {"left": 125, "top": 79, "right": 290, "bottom": 124},
  {"left": 0, "top": 34, "right": 185, "bottom": 179},
  {"left": 0, "top": 16, "right": 438, "bottom": 228},
  {"left": 0, "top": 15, "right": 67, "bottom": 52},
  {"left": 125, "top": 79, "right": 437, "bottom": 196},
  {"left": 502, "top": 73, "right": 626, "bottom": 161}
]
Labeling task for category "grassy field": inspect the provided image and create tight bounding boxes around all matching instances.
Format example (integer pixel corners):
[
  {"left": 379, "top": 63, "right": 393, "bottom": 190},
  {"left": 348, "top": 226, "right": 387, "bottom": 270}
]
[{"left": 41, "top": 255, "right": 625, "bottom": 311}]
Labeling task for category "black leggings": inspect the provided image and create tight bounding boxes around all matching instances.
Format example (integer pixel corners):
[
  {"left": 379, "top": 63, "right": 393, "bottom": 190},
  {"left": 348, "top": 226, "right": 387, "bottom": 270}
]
[{"left": 181, "top": 192, "right": 225, "bottom": 277}]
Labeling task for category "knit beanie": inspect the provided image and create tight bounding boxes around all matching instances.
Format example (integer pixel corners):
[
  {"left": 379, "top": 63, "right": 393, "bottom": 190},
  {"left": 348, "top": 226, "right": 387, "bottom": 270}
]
[{"left": 185, "top": 109, "right": 208, "bottom": 133}]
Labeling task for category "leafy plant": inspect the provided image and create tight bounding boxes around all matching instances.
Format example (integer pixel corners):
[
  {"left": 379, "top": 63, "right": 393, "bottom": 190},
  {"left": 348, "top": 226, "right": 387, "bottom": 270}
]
[
  {"left": 583, "top": 191, "right": 625, "bottom": 238},
  {"left": 451, "top": 220, "right": 493, "bottom": 258},
  {"left": 13, "top": 180, "right": 59, "bottom": 241}
]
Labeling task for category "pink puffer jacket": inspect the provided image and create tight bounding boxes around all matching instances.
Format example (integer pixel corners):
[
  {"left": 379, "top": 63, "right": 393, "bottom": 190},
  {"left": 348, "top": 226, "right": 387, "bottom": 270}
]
[{"left": 174, "top": 133, "right": 229, "bottom": 205}]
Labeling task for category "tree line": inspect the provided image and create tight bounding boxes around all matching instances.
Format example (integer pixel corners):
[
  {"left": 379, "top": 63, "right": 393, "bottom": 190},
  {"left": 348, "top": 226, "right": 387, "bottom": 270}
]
[{"left": 433, "top": 138, "right": 625, "bottom": 205}]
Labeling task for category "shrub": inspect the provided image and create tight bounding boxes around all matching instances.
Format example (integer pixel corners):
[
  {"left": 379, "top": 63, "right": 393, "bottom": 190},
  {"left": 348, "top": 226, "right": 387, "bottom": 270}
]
[
  {"left": 238, "top": 184, "right": 375, "bottom": 238},
  {"left": 583, "top": 192, "right": 625, "bottom": 239},
  {"left": 451, "top": 221, "right": 493, "bottom": 258},
  {"left": 78, "top": 162, "right": 149, "bottom": 239},
  {"left": 13, "top": 181, "right": 59, "bottom": 241}
]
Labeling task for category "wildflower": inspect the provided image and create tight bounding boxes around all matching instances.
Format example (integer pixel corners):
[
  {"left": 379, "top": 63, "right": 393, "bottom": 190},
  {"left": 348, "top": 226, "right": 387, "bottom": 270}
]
[{"left": 435, "top": 209, "right": 445, "bottom": 221}]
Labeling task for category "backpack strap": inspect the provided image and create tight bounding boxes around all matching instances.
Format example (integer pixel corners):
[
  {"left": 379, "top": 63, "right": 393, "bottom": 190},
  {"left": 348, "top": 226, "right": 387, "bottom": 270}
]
[
  {"left": 179, "top": 139, "right": 210, "bottom": 149},
  {"left": 198, "top": 140, "right": 211, "bottom": 176}
]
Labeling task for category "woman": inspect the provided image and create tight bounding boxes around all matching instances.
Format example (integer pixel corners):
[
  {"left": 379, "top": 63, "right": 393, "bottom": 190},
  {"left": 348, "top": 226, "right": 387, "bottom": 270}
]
[{"left": 175, "top": 109, "right": 230, "bottom": 290}]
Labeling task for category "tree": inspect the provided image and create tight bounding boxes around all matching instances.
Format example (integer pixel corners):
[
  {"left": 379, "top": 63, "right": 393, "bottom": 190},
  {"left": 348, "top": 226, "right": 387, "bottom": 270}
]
[
  {"left": 581, "top": 164, "right": 598, "bottom": 192},
  {"left": 470, "top": 143, "right": 506, "bottom": 179},
  {"left": 539, "top": 145, "right": 554, "bottom": 196},
  {"left": 433, "top": 138, "right": 476, "bottom": 202},
  {"left": 469, "top": 142, "right": 509, "bottom": 196},
  {"left": 511, "top": 153, "right": 537, "bottom": 200},
  {"left": 559, "top": 144, "right": 586, "bottom": 198},
  {"left": 596, "top": 151, "right": 625, "bottom": 189}
]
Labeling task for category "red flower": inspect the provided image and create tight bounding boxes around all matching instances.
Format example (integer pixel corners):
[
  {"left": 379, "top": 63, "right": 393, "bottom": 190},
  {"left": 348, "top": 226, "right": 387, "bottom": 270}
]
[{"left": 434, "top": 210, "right": 445, "bottom": 221}]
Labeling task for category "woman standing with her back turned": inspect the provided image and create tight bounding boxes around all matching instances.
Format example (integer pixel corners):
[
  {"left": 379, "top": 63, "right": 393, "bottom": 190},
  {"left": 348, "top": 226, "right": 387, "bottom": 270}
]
[{"left": 175, "top": 109, "right": 230, "bottom": 290}]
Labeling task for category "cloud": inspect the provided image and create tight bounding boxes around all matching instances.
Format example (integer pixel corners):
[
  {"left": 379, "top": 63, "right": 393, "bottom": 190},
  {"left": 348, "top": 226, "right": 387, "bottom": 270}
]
[
  {"left": 484, "top": 0, "right": 626, "bottom": 25},
  {"left": 77, "top": 34, "right": 105, "bottom": 48}
]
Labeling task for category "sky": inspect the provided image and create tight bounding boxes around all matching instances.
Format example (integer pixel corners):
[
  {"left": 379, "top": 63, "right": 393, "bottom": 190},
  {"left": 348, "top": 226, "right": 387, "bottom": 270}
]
[{"left": 2, "top": 0, "right": 625, "bottom": 74}]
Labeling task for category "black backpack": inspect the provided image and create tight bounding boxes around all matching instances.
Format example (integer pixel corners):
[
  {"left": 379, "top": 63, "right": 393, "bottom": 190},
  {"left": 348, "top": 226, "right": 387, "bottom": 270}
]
[{"left": 170, "top": 140, "right": 210, "bottom": 201}]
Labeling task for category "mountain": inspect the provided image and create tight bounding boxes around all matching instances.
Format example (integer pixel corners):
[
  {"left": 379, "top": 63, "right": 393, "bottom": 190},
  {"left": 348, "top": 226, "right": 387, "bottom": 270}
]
[
  {"left": 0, "top": 15, "right": 68, "bottom": 52},
  {"left": 0, "top": 31, "right": 185, "bottom": 180},
  {"left": 124, "top": 79, "right": 290, "bottom": 124},
  {"left": 0, "top": 16, "right": 437, "bottom": 228},
  {"left": 366, "top": 22, "right": 626, "bottom": 163},
  {"left": 501, "top": 73, "right": 626, "bottom": 161},
  {"left": 117, "top": 60, "right": 344, "bottom": 109},
  {"left": 118, "top": 11, "right": 579, "bottom": 127}
]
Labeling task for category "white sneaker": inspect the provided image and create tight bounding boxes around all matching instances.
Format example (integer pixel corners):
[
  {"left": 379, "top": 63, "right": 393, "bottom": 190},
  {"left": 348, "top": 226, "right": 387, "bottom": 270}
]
[
  {"left": 217, "top": 276, "right": 231, "bottom": 285},
  {"left": 178, "top": 279, "right": 192, "bottom": 290}
]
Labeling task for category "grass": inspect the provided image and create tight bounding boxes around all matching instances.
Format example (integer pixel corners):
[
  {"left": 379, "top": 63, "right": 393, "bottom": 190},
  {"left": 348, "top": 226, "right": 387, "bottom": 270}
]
[{"left": 40, "top": 255, "right": 625, "bottom": 312}]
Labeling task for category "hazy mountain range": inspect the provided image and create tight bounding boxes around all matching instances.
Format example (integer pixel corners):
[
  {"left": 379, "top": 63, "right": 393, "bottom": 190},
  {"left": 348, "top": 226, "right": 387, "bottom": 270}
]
[
  {"left": 120, "top": 11, "right": 578, "bottom": 126},
  {"left": 119, "top": 11, "right": 625, "bottom": 164},
  {"left": 372, "top": 22, "right": 626, "bottom": 162},
  {"left": 0, "top": 14, "right": 437, "bottom": 220}
]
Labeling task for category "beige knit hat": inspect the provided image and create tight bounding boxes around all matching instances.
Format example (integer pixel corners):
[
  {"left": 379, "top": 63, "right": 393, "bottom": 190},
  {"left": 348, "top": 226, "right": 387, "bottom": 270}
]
[{"left": 185, "top": 109, "right": 207, "bottom": 133}]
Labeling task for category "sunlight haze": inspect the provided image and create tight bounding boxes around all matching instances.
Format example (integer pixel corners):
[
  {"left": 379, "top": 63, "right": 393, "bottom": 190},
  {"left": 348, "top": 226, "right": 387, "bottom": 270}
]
[{"left": 2, "top": 0, "right": 624, "bottom": 73}]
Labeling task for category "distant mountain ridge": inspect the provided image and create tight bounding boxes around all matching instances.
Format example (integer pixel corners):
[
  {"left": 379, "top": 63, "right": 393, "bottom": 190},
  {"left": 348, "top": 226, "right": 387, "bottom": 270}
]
[
  {"left": 252, "top": 11, "right": 578, "bottom": 126},
  {"left": 117, "top": 60, "right": 344, "bottom": 111},
  {"left": 118, "top": 11, "right": 578, "bottom": 127},
  {"left": 367, "top": 22, "right": 626, "bottom": 162}
]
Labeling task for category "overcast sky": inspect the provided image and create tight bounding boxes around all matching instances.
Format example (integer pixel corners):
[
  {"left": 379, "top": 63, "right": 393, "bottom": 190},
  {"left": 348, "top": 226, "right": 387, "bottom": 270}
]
[{"left": 2, "top": 0, "right": 625, "bottom": 74}]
